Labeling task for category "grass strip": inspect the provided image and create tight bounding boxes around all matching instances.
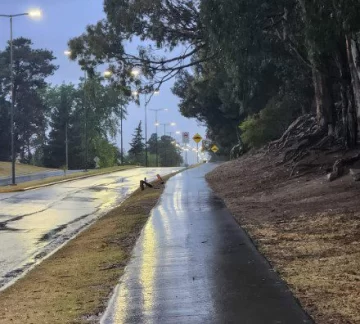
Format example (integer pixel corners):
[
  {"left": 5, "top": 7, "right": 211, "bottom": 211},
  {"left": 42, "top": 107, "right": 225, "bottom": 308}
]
[
  {"left": 0, "top": 165, "right": 137, "bottom": 193},
  {"left": 0, "top": 173, "right": 175, "bottom": 324}
]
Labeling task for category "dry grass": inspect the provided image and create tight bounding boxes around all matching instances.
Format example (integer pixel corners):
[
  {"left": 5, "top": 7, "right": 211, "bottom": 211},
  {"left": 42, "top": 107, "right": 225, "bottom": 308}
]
[
  {"left": 245, "top": 213, "right": 360, "bottom": 324},
  {"left": 0, "top": 175, "right": 171, "bottom": 324},
  {"left": 0, "top": 162, "right": 55, "bottom": 178},
  {"left": 0, "top": 165, "right": 137, "bottom": 193},
  {"left": 207, "top": 152, "right": 360, "bottom": 324}
]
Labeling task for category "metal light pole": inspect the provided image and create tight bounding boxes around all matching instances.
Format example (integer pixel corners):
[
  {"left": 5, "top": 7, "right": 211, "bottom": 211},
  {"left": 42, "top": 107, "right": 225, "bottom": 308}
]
[
  {"left": 150, "top": 108, "right": 168, "bottom": 167},
  {"left": 103, "top": 70, "right": 125, "bottom": 165},
  {"left": 65, "top": 121, "right": 69, "bottom": 173},
  {"left": 144, "top": 94, "right": 148, "bottom": 167},
  {"left": 159, "top": 122, "right": 176, "bottom": 167},
  {"left": 0, "top": 10, "right": 42, "bottom": 185},
  {"left": 120, "top": 104, "right": 124, "bottom": 164},
  {"left": 132, "top": 87, "right": 160, "bottom": 167},
  {"left": 84, "top": 71, "right": 88, "bottom": 171},
  {"left": 64, "top": 51, "right": 89, "bottom": 171}
]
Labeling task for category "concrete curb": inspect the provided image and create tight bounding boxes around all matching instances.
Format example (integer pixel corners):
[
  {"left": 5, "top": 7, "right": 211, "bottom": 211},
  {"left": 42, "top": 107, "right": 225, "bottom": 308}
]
[{"left": 1, "top": 167, "right": 139, "bottom": 193}]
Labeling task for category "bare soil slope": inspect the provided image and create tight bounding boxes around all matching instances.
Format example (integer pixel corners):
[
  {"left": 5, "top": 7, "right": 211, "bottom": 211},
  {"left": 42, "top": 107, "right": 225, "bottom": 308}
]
[{"left": 207, "top": 152, "right": 360, "bottom": 324}]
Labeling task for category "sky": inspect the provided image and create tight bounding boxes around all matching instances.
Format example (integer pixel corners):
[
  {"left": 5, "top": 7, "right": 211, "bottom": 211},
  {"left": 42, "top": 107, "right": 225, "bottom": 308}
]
[{"left": 0, "top": 0, "right": 206, "bottom": 164}]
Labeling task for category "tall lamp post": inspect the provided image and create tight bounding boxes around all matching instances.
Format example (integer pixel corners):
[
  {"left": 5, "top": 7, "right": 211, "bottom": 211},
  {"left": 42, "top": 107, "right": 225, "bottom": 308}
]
[
  {"left": 103, "top": 70, "right": 125, "bottom": 164},
  {"left": 132, "top": 88, "right": 159, "bottom": 167},
  {"left": 160, "top": 122, "right": 176, "bottom": 166},
  {"left": 150, "top": 108, "right": 168, "bottom": 167},
  {"left": 0, "top": 9, "right": 42, "bottom": 185},
  {"left": 65, "top": 50, "right": 89, "bottom": 171}
]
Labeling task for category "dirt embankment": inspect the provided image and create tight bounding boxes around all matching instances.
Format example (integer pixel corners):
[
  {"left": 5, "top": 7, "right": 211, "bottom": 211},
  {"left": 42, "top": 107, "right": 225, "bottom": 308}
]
[{"left": 207, "top": 152, "right": 360, "bottom": 324}]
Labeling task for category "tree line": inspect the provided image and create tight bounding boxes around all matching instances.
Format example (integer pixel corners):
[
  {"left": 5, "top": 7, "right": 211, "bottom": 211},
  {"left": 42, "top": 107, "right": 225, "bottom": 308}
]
[
  {"left": 0, "top": 37, "right": 183, "bottom": 169},
  {"left": 128, "top": 121, "right": 183, "bottom": 167},
  {"left": 68, "top": 0, "right": 360, "bottom": 160}
]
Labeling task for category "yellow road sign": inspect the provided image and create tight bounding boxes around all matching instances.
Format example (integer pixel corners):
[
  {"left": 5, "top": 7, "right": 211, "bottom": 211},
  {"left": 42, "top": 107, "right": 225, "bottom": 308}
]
[
  {"left": 211, "top": 145, "right": 219, "bottom": 153},
  {"left": 193, "top": 133, "right": 203, "bottom": 144}
]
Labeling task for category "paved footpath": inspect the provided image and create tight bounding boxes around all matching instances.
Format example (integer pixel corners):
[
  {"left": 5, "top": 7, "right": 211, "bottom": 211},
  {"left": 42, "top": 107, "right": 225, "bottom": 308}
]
[{"left": 102, "top": 164, "right": 313, "bottom": 324}]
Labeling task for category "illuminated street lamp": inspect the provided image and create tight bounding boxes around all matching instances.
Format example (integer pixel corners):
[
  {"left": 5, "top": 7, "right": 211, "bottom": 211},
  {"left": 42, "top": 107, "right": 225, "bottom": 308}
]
[
  {"left": 0, "top": 9, "right": 43, "bottom": 185},
  {"left": 103, "top": 70, "right": 112, "bottom": 78},
  {"left": 131, "top": 68, "right": 141, "bottom": 77}
]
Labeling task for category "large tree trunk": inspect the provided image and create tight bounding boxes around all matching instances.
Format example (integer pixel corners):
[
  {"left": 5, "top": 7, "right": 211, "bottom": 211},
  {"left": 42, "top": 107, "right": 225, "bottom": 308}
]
[
  {"left": 312, "top": 67, "right": 335, "bottom": 135},
  {"left": 350, "top": 37, "right": 360, "bottom": 142},
  {"left": 333, "top": 35, "right": 358, "bottom": 148},
  {"left": 342, "top": 35, "right": 358, "bottom": 147}
]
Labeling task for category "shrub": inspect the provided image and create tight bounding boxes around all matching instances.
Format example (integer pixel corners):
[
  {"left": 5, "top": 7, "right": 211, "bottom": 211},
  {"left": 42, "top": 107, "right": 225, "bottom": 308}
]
[{"left": 240, "top": 95, "right": 297, "bottom": 148}]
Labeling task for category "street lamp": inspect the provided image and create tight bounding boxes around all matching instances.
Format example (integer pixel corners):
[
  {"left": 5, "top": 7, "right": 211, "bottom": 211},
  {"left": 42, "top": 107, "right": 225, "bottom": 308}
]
[
  {"left": 160, "top": 122, "right": 176, "bottom": 136},
  {"left": 150, "top": 108, "right": 168, "bottom": 167},
  {"left": 64, "top": 50, "right": 90, "bottom": 171},
  {"left": 132, "top": 88, "right": 160, "bottom": 167},
  {"left": 159, "top": 122, "right": 176, "bottom": 166},
  {"left": 0, "top": 9, "right": 43, "bottom": 185},
  {"left": 104, "top": 69, "right": 125, "bottom": 165},
  {"left": 103, "top": 70, "right": 112, "bottom": 78}
]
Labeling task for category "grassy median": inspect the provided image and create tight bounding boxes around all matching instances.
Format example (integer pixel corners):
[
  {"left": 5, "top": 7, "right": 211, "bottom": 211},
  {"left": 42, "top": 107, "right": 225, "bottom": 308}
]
[
  {"left": 0, "top": 162, "right": 56, "bottom": 178},
  {"left": 0, "top": 174, "right": 173, "bottom": 324},
  {"left": 0, "top": 165, "right": 136, "bottom": 193}
]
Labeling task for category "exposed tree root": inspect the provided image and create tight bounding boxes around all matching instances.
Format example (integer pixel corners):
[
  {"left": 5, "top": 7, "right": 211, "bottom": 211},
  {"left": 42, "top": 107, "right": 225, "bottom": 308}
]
[
  {"left": 327, "top": 152, "right": 360, "bottom": 181},
  {"left": 268, "top": 114, "right": 360, "bottom": 179}
]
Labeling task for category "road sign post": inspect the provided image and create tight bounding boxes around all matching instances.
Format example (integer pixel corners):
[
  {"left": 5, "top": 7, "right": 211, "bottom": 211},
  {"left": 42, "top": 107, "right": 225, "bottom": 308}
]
[
  {"left": 182, "top": 132, "right": 190, "bottom": 166},
  {"left": 193, "top": 133, "right": 203, "bottom": 163}
]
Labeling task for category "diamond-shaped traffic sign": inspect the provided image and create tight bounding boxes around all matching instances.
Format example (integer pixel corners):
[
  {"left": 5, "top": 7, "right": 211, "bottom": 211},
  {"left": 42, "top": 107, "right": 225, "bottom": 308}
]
[
  {"left": 193, "top": 133, "right": 202, "bottom": 144},
  {"left": 211, "top": 145, "right": 219, "bottom": 153}
]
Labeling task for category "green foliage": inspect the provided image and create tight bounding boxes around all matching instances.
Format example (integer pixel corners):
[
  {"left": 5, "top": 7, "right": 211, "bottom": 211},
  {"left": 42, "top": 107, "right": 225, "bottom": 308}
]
[
  {"left": 42, "top": 78, "right": 127, "bottom": 170},
  {"left": 70, "top": 0, "right": 360, "bottom": 156},
  {"left": 240, "top": 96, "right": 297, "bottom": 149},
  {"left": 128, "top": 121, "right": 145, "bottom": 165},
  {"left": 147, "top": 133, "right": 183, "bottom": 167},
  {"left": 93, "top": 136, "right": 119, "bottom": 168},
  {"left": 0, "top": 38, "right": 57, "bottom": 162},
  {"left": 43, "top": 84, "right": 78, "bottom": 168}
]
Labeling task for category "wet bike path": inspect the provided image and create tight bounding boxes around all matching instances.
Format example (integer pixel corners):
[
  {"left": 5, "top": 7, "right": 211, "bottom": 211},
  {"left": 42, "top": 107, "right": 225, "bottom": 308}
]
[{"left": 102, "top": 164, "right": 312, "bottom": 324}]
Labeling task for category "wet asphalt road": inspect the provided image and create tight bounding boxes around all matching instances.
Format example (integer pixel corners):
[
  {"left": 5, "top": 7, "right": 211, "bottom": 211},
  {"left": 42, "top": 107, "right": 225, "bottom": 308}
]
[
  {"left": 102, "top": 164, "right": 312, "bottom": 324},
  {"left": 0, "top": 167, "right": 181, "bottom": 290}
]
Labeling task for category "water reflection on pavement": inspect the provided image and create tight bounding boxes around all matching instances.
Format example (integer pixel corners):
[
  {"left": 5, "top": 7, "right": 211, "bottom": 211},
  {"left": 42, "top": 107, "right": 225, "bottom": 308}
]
[
  {"left": 101, "top": 164, "right": 312, "bottom": 324},
  {"left": 0, "top": 167, "right": 181, "bottom": 290}
]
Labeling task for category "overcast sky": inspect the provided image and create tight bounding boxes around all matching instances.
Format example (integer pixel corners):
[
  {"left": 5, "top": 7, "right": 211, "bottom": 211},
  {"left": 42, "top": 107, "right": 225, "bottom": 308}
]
[{"left": 0, "top": 0, "right": 205, "bottom": 164}]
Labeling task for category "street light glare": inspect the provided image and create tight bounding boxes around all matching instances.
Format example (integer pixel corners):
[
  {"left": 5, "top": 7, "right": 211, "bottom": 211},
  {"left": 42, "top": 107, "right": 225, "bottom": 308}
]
[
  {"left": 132, "top": 91, "right": 139, "bottom": 96},
  {"left": 154, "top": 90, "right": 160, "bottom": 95},
  {"left": 131, "top": 69, "right": 141, "bottom": 77},
  {"left": 28, "top": 9, "right": 42, "bottom": 19},
  {"left": 104, "top": 70, "right": 112, "bottom": 78},
  {"left": 170, "top": 122, "right": 176, "bottom": 126},
  {"left": 64, "top": 50, "right": 72, "bottom": 56}
]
